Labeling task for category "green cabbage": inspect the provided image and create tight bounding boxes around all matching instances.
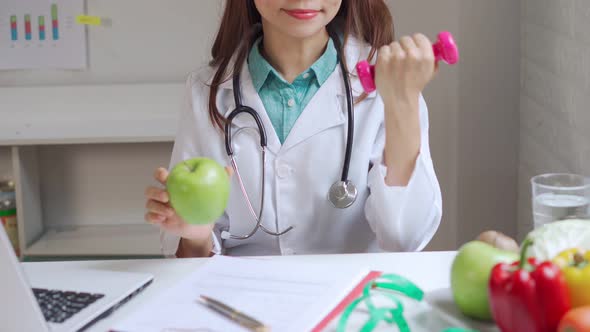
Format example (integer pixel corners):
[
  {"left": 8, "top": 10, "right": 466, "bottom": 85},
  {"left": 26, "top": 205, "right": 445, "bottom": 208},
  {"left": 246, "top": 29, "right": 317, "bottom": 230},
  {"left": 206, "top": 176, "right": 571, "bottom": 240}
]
[{"left": 524, "top": 219, "right": 590, "bottom": 260}]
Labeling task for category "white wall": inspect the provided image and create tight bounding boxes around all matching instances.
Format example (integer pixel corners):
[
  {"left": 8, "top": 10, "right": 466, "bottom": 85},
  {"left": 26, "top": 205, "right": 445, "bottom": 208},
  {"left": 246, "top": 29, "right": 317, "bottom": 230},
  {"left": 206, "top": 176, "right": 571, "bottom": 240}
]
[
  {"left": 0, "top": 0, "right": 223, "bottom": 86},
  {"left": 0, "top": 0, "right": 522, "bottom": 251},
  {"left": 457, "top": 1, "right": 521, "bottom": 244},
  {"left": 518, "top": 0, "right": 590, "bottom": 238}
]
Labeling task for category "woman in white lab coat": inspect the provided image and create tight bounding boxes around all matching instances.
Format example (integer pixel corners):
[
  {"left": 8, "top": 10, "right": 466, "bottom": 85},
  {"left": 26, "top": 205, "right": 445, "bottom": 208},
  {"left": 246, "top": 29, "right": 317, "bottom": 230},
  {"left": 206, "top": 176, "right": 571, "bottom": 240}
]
[{"left": 145, "top": 0, "right": 443, "bottom": 257}]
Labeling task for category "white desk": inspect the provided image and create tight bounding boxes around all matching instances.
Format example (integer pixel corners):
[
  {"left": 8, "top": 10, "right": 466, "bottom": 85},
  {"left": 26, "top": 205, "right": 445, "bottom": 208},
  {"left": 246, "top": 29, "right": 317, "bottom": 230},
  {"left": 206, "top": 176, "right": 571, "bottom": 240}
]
[{"left": 23, "top": 251, "right": 499, "bottom": 332}]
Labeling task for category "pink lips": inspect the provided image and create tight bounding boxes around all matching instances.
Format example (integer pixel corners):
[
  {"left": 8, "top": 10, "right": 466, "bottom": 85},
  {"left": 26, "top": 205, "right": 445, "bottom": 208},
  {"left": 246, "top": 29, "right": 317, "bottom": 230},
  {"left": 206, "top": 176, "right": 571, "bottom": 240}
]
[{"left": 284, "top": 9, "right": 320, "bottom": 20}]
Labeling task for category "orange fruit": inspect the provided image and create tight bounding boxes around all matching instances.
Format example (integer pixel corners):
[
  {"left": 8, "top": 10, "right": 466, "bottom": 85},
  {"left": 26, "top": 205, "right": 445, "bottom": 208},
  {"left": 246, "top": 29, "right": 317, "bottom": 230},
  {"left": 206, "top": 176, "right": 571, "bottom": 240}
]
[{"left": 559, "top": 307, "right": 590, "bottom": 332}]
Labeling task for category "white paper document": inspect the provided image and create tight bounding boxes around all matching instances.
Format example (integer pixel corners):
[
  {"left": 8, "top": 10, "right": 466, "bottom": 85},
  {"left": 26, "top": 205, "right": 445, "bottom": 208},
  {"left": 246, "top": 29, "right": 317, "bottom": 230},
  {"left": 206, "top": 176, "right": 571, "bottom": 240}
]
[
  {"left": 113, "top": 256, "right": 369, "bottom": 332},
  {"left": 0, "top": 0, "right": 87, "bottom": 70}
]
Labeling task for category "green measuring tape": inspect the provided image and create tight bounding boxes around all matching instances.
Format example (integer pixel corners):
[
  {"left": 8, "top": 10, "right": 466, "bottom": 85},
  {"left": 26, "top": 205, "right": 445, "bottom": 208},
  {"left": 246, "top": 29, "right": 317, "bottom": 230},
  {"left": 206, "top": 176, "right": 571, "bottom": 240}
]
[{"left": 337, "top": 273, "right": 479, "bottom": 332}]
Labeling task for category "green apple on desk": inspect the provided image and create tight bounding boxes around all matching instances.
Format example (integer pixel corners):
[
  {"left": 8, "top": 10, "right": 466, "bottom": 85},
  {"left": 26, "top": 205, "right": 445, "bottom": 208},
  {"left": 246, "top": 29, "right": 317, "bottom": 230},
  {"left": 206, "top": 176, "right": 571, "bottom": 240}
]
[
  {"left": 166, "top": 158, "right": 230, "bottom": 225},
  {"left": 450, "top": 240, "right": 518, "bottom": 321}
]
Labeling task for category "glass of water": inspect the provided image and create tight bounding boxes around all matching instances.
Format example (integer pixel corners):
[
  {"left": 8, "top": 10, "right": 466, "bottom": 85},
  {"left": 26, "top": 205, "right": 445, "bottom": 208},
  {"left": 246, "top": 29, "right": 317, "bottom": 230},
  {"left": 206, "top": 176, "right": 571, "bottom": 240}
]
[{"left": 531, "top": 173, "right": 590, "bottom": 229}]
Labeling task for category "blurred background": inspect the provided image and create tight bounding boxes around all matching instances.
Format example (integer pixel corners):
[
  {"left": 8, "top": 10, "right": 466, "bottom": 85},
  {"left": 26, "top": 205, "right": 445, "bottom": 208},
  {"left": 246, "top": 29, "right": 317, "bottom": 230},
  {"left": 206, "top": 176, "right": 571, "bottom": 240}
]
[{"left": 0, "top": 0, "right": 587, "bottom": 260}]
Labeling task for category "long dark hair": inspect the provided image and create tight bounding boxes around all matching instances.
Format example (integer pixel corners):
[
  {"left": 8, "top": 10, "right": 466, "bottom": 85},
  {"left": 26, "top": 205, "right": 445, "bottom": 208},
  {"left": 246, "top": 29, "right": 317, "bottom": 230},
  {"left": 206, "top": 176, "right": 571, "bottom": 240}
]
[{"left": 207, "top": 0, "right": 394, "bottom": 130}]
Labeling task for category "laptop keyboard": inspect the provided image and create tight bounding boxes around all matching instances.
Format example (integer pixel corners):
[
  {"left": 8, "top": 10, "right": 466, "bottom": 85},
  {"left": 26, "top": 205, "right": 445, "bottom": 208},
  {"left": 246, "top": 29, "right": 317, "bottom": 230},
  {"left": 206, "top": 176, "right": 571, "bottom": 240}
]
[{"left": 33, "top": 288, "right": 105, "bottom": 324}]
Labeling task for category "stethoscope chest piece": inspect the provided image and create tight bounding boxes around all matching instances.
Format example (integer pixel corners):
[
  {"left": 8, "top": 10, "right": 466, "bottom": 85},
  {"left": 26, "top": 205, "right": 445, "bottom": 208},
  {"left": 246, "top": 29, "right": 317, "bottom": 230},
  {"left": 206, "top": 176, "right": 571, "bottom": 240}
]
[{"left": 328, "top": 181, "right": 358, "bottom": 209}]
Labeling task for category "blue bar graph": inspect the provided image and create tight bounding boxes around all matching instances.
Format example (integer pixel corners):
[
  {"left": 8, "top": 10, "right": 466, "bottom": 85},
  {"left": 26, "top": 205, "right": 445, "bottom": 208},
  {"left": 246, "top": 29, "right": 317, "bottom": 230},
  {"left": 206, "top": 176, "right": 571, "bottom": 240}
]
[
  {"left": 10, "top": 15, "right": 17, "bottom": 41},
  {"left": 39, "top": 16, "right": 46, "bottom": 40}
]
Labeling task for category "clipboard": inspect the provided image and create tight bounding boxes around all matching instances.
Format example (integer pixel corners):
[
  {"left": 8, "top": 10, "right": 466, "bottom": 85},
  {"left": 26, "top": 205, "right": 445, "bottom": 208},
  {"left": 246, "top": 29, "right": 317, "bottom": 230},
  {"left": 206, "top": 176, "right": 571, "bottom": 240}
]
[{"left": 112, "top": 256, "right": 384, "bottom": 332}]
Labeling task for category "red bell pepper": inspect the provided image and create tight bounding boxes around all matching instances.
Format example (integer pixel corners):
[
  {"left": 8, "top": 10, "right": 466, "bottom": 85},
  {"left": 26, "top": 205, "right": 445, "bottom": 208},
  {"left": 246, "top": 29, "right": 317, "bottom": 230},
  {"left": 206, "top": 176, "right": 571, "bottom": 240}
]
[{"left": 488, "top": 238, "right": 571, "bottom": 332}]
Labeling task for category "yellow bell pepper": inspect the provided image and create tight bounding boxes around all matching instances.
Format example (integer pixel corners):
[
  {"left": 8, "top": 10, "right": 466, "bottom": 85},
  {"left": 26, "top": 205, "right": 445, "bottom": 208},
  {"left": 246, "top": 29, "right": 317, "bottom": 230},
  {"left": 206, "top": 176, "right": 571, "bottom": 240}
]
[{"left": 553, "top": 248, "right": 590, "bottom": 308}]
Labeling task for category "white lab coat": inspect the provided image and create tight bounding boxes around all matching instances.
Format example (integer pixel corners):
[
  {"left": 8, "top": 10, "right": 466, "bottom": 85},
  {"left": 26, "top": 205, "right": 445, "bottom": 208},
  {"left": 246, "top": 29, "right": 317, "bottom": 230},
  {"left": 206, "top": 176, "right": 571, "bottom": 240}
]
[{"left": 161, "top": 36, "right": 442, "bottom": 257}]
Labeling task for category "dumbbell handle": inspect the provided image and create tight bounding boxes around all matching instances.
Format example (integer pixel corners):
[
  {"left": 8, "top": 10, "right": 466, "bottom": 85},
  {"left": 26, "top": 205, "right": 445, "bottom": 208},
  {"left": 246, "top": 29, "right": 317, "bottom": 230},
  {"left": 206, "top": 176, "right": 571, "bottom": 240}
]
[{"left": 356, "top": 31, "right": 459, "bottom": 93}]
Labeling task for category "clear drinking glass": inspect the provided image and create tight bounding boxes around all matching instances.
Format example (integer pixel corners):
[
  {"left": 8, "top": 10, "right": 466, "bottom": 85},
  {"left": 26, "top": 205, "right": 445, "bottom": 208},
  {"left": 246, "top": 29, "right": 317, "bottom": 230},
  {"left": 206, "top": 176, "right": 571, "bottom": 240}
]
[{"left": 531, "top": 173, "right": 590, "bottom": 229}]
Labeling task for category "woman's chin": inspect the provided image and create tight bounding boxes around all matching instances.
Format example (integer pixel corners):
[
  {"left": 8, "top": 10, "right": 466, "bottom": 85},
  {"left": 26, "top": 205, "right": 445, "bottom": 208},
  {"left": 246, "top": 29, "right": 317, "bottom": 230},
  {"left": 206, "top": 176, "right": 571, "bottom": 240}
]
[{"left": 275, "top": 24, "right": 329, "bottom": 40}]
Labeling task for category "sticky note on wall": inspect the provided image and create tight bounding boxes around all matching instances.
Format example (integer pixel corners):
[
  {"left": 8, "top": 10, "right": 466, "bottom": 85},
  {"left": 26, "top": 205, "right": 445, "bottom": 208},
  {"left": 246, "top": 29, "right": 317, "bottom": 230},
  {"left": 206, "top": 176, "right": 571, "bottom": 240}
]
[{"left": 76, "top": 15, "right": 102, "bottom": 26}]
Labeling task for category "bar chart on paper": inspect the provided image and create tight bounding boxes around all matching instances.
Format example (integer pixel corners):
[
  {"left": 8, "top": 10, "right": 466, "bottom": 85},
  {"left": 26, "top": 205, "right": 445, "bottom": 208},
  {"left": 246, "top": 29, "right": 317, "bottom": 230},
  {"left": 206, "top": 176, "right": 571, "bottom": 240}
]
[{"left": 0, "top": 0, "right": 87, "bottom": 70}]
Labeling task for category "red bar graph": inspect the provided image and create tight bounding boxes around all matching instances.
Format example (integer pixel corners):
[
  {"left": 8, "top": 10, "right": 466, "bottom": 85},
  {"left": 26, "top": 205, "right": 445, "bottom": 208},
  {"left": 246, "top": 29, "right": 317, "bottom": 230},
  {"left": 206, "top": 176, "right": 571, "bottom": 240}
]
[{"left": 25, "top": 14, "right": 32, "bottom": 40}]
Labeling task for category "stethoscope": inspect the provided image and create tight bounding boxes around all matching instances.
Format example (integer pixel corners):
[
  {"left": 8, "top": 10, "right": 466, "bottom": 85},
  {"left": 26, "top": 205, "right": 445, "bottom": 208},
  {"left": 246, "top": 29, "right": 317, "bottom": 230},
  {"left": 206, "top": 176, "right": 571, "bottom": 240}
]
[{"left": 221, "top": 29, "right": 459, "bottom": 241}]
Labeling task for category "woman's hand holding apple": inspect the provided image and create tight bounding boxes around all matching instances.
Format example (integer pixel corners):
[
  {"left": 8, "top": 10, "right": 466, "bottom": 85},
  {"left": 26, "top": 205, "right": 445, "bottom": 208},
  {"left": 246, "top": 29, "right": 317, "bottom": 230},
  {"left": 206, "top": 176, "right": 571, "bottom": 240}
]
[{"left": 144, "top": 165, "right": 232, "bottom": 257}]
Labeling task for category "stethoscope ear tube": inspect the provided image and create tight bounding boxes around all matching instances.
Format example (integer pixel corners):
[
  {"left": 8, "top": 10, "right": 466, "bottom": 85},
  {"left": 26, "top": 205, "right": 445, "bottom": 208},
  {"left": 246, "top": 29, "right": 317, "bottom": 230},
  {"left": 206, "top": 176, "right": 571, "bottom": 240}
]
[
  {"left": 225, "top": 68, "right": 267, "bottom": 156},
  {"left": 327, "top": 26, "right": 358, "bottom": 209},
  {"left": 225, "top": 105, "right": 268, "bottom": 156},
  {"left": 328, "top": 27, "right": 354, "bottom": 185},
  {"left": 222, "top": 70, "right": 293, "bottom": 241}
]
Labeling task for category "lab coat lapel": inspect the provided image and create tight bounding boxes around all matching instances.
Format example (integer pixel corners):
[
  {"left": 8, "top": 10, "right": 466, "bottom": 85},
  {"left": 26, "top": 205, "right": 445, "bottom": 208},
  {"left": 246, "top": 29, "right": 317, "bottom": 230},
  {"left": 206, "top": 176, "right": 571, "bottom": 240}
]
[
  {"left": 222, "top": 65, "right": 282, "bottom": 155},
  {"left": 281, "top": 35, "right": 379, "bottom": 152},
  {"left": 219, "top": 35, "right": 375, "bottom": 155},
  {"left": 281, "top": 68, "right": 347, "bottom": 152}
]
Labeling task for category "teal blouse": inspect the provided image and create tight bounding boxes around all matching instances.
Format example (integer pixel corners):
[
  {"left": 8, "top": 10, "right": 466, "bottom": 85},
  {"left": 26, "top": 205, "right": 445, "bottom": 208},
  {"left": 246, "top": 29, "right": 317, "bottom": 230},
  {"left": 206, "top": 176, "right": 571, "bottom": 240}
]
[{"left": 247, "top": 37, "right": 338, "bottom": 144}]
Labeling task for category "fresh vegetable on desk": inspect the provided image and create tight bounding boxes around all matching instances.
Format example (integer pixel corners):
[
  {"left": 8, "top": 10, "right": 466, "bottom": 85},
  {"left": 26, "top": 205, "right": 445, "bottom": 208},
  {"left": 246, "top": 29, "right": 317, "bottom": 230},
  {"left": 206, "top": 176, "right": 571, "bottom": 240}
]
[
  {"left": 476, "top": 230, "right": 520, "bottom": 253},
  {"left": 489, "top": 238, "right": 571, "bottom": 332},
  {"left": 553, "top": 248, "right": 590, "bottom": 308},
  {"left": 524, "top": 219, "right": 590, "bottom": 261},
  {"left": 450, "top": 240, "right": 518, "bottom": 321},
  {"left": 558, "top": 306, "right": 590, "bottom": 332}
]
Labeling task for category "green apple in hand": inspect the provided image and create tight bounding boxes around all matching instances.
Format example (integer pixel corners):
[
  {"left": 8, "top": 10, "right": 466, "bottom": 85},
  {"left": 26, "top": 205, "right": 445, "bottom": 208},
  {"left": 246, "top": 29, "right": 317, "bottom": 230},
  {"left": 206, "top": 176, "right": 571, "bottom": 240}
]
[
  {"left": 450, "top": 241, "right": 518, "bottom": 321},
  {"left": 166, "top": 158, "right": 230, "bottom": 225}
]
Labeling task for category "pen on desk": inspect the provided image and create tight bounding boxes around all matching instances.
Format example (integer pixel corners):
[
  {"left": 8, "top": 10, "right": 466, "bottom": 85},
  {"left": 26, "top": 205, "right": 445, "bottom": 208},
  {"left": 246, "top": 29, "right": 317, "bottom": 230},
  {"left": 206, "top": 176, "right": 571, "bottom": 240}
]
[{"left": 198, "top": 295, "right": 270, "bottom": 332}]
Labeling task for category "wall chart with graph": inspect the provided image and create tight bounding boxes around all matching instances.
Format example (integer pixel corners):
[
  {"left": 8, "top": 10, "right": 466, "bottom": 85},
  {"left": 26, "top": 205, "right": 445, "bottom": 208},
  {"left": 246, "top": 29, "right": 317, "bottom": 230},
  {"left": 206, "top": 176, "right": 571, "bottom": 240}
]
[{"left": 0, "top": 0, "right": 87, "bottom": 70}]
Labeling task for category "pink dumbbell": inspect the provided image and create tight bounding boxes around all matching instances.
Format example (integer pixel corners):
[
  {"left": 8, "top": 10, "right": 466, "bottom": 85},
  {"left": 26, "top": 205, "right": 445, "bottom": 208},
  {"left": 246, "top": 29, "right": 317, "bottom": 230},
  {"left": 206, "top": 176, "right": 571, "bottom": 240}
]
[{"left": 356, "top": 31, "right": 459, "bottom": 93}]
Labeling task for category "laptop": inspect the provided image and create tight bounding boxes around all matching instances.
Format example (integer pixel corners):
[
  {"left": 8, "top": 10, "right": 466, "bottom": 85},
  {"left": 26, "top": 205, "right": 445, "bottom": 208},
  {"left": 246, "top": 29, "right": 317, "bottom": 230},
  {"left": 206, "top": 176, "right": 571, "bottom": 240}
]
[{"left": 0, "top": 227, "right": 154, "bottom": 332}]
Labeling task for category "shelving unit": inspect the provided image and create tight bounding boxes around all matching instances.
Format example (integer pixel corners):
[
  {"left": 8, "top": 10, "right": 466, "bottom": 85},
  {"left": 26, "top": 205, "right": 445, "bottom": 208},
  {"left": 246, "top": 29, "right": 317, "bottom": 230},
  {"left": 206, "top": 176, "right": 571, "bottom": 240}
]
[
  {"left": 0, "top": 0, "right": 225, "bottom": 261},
  {"left": 1, "top": 83, "right": 183, "bottom": 260},
  {"left": 0, "top": 83, "right": 182, "bottom": 145}
]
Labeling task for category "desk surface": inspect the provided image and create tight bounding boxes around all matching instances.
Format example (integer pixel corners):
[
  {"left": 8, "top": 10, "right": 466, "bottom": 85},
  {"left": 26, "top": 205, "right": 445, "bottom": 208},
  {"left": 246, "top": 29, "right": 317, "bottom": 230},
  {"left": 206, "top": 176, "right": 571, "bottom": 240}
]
[{"left": 22, "top": 251, "right": 498, "bottom": 332}]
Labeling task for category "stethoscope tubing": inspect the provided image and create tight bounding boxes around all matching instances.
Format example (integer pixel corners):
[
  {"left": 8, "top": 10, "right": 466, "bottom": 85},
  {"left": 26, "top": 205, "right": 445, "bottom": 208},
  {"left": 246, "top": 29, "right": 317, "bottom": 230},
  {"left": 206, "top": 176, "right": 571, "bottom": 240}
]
[
  {"left": 332, "top": 28, "right": 354, "bottom": 183},
  {"left": 221, "top": 25, "right": 356, "bottom": 241}
]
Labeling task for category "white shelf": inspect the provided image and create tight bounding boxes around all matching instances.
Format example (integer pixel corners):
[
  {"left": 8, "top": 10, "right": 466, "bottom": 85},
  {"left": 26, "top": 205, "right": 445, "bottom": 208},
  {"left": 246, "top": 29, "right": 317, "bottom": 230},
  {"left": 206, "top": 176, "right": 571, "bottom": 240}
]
[
  {"left": 12, "top": 139, "right": 172, "bottom": 259},
  {"left": 5, "top": 83, "right": 181, "bottom": 258},
  {"left": 24, "top": 224, "right": 163, "bottom": 257},
  {"left": 0, "top": 83, "right": 183, "bottom": 146},
  {"left": 0, "top": 0, "right": 222, "bottom": 259}
]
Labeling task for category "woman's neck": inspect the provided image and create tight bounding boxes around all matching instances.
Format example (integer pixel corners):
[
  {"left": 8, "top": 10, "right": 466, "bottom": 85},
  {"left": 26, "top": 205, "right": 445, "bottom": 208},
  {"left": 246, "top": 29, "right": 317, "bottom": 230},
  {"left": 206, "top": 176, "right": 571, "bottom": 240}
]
[{"left": 260, "top": 24, "right": 330, "bottom": 83}]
